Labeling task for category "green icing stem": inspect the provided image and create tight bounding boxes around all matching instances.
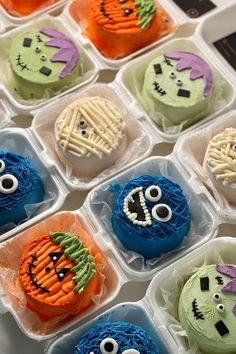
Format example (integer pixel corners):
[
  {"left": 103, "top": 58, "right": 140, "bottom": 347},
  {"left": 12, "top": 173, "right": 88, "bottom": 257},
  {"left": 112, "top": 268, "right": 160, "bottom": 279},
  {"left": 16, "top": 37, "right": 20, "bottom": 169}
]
[
  {"left": 49, "top": 232, "right": 96, "bottom": 295},
  {"left": 135, "top": 0, "right": 156, "bottom": 29}
]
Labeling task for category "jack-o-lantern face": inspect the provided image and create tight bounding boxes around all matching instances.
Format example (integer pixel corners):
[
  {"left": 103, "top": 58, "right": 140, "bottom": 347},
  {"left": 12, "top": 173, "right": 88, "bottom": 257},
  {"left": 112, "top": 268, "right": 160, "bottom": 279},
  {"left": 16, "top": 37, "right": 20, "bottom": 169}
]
[{"left": 20, "top": 232, "right": 96, "bottom": 306}]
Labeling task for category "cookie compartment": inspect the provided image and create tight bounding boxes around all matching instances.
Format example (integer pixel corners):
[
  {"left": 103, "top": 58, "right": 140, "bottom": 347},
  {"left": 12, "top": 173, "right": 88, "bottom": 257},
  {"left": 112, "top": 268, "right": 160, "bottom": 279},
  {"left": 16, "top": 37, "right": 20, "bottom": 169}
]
[{"left": 85, "top": 155, "right": 219, "bottom": 281}]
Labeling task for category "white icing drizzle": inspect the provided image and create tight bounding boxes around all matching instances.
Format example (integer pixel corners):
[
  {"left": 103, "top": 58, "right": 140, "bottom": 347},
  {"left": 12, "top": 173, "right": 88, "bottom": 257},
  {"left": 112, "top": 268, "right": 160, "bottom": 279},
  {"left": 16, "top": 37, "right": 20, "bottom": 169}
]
[
  {"left": 206, "top": 128, "right": 236, "bottom": 185},
  {"left": 123, "top": 187, "right": 152, "bottom": 227},
  {"left": 55, "top": 97, "right": 126, "bottom": 159}
]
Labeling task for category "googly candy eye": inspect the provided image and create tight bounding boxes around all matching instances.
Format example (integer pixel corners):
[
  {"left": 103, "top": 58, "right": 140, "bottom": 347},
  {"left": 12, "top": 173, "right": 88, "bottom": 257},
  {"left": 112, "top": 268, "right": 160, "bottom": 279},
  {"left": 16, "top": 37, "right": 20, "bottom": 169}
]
[
  {"left": 0, "top": 174, "right": 18, "bottom": 194},
  {"left": 40, "top": 54, "right": 47, "bottom": 61},
  {"left": 152, "top": 204, "right": 172, "bottom": 222},
  {"left": 231, "top": 144, "right": 236, "bottom": 152},
  {"left": 80, "top": 130, "right": 89, "bottom": 138},
  {"left": 145, "top": 185, "right": 162, "bottom": 202},
  {"left": 176, "top": 79, "right": 183, "bottom": 86},
  {"left": 0, "top": 160, "right": 5, "bottom": 173},
  {"left": 217, "top": 304, "right": 225, "bottom": 313},
  {"left": 35, "top": 46, "right": 41, "bottom": 53},
  {"left": 100, "top": 338, "right": 119, "bottom": 354},
  {"left": 213, "top": 293, "right": 221, "bottom": 302},
  {"left": 169, "top": 71, "right": 176, "bottom": 79},
  {"left": 79, "top": 120, "right": 88, "bottom": 129}
]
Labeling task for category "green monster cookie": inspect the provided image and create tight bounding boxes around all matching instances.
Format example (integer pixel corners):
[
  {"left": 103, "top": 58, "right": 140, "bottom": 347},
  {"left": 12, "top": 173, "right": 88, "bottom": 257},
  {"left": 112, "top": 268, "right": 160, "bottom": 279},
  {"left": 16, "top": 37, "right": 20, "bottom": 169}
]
[
  {"left": 10, "top": 28, "right": 80, "bottom": 100},
  {"left": 142, "top": 51, "right": 214, "bottom": 126},
  {"left": 179, "top": 264, "right": 236, "bottom": 354}
]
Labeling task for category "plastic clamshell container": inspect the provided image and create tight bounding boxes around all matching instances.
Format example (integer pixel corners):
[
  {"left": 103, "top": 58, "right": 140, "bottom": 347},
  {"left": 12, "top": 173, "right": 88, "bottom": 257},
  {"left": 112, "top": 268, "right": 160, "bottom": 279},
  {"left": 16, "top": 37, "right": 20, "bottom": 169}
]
[
  {"left": 0, "top": 210, "right": 126, "bottom": 341},
  {"left": 146, "top": 237, "right": 236, "bottom": 354},
  {"left": 46, "top": 301, "right": 179, "bottom": 354},
  {"left": 0, "top": 97, "right": 14, "bottom": 128},
  {"left": 62, "top": 0, "right": 185, "bottom": 70},
  {"left": 32, "top": 82, "right": 153, "bottom": 191},
  {"left": 0, "top": 15, "right": 99, "bottom": 116},
  {"left": 0, "top": 127, "right": 67, "bottom": 243},
  {"left": 0, "top": 0, "right": 66, "bottom": 31},
  {"left": 85, "top": 155, "right": 219, "bottom": 281},
  {"left": 174, "top": 109, "right": 236, "bottom": 224},
  {"left": 196, "top": 2, "right": 236, "bottom": 84},
  {"left": 116, "top": 36, "right": 235, "bottom": 143}
]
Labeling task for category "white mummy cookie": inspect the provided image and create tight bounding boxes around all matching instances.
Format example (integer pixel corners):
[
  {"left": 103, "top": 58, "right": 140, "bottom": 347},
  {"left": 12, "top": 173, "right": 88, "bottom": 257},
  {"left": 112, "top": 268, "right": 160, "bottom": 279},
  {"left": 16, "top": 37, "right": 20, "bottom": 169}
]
[
  {"left": 204, "top": 128, "right": 236, "bottom": 204},
  {"left": 54, "top": 97, "right": 127, "bottom": 177}
]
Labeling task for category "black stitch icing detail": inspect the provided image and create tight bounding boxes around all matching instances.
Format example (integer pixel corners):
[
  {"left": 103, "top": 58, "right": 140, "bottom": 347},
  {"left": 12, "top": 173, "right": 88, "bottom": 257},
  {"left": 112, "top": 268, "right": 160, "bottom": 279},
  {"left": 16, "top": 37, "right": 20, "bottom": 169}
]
[
  {"left": 192, "top": 299, "right": 205, "bottom": 320},
  {"left": 153, "top": 81, "right": 166, "bottom": 96},
  {"left": 16, "top": 54, "right": 30, "bottom": 71}
]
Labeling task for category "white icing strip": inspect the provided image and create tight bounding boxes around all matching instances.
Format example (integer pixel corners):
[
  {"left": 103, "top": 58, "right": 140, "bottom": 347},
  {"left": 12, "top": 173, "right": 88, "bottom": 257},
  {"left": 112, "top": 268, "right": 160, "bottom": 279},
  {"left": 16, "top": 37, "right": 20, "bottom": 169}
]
[
  {"left": 206, "top": 128, "right": 236, "bottom": 184},
  {"left": 55, "top": 97, "right": 125, "bottom": 158}
]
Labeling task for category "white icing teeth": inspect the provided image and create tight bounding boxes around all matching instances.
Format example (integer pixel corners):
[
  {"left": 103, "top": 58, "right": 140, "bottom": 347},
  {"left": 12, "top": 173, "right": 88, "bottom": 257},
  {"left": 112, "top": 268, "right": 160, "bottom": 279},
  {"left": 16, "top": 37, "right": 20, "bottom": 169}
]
[{"left": 123, "top": 187, "right": 152, "bottom": 227}]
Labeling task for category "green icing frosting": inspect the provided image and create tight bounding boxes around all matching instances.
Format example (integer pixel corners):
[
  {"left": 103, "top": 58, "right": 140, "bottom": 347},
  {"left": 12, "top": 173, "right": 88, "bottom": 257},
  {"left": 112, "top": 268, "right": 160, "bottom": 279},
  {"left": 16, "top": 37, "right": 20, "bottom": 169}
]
[
  {"left": 142, "top": 54, "right": 211, "bottom": 126},
  {"left": 178, "top": 265, "right": 236, "bottom": 354},
  {"left": 49, "top": 232, "right": 96, "bottom": 295},
  {"left": 9, "top": 29, "right": 80, "bottom": 100},
  {"left": 135, "top": 0, "right": 156, "bottom": 29}
]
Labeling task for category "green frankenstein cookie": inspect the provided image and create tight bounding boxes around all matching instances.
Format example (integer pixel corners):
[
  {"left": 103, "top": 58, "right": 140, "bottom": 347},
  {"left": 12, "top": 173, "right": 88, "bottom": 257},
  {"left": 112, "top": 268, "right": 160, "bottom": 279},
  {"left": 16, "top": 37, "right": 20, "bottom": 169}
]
[
  {"left": 142, "top": 51, "right": 214, "bottom": 126},
  {"left": 10, "top": 28, "right": 80, "bottom": 100},
  {"left": 179, "top": 264, "right": 236, "bottom": 354}
]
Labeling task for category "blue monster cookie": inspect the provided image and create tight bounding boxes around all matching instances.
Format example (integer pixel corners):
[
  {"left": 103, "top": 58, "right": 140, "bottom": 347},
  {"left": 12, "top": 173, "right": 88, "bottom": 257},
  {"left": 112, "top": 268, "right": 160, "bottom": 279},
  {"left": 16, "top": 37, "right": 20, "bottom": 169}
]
[
  {"left": 0, "top": 151, "right": 45, "bottom": 227},
  {"left": 111, "top": 175, "right": 190, "bottom": 259},
  {"left": 74, "top": 322, "right": 160, "bottom": 354}
]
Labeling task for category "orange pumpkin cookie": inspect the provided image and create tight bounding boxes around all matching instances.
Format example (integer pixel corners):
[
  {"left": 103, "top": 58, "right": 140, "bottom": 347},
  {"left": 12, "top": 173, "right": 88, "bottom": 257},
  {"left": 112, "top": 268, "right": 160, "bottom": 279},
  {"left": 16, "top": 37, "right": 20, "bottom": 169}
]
[
  {"left": 70, "top": 0, "right": 173, "bottom": 59},
  {"left": 19, "top": 232, "right": 99, "bottom": 321}
]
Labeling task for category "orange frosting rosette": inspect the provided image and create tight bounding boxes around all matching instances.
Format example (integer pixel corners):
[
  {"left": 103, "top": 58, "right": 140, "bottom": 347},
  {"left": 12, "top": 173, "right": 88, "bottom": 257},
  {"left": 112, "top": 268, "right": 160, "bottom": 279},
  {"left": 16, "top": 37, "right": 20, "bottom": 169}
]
[
  {"left": 70, "top": 0, "right": 174, "bottom": 59},
  {"left": 0, "top": 0, "right": 59, "bottom": 16}
]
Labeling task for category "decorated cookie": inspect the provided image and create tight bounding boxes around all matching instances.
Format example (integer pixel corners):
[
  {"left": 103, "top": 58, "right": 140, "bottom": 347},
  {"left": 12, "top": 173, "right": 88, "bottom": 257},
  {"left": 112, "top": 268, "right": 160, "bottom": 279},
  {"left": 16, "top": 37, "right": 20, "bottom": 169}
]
[
  {"left": 111, "top": 175, "right": 190, "bottom": 259},
  {"left": 204, "top": 128, "right": 236, "bottom": 205},
  {"left": 179, "top": 264, "right": 236, "bottom": 354},
  {"left": 0, "top": 151, "right": 45, "bottom": 228},
  {"left": 70, "top": 0, "right": 173, "bottom": 59},
  {"left": 10, "top": 28, "right": 80, "bottom": 99},
  {"left": 54, "top": 97, "right": 127, "bottom": 177},
  {"left": 0, "top": 0, "right": 58, "bottom": 16},
  {"left": 20, "top": 231, "right": 101, "bottom": 320},
  {"left": 74, "top": 321, "right": 160, "bottom": 353},
  {"left": 142, "top": 51, "right": 214, "bottom": 126}
]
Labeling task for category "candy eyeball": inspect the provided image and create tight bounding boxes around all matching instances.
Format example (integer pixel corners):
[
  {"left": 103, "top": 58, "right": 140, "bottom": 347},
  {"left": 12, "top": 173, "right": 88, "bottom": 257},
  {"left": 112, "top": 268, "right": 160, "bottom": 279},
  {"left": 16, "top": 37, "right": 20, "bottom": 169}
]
[
  {"left": 145, "top": 185, "right": 162, "bottom": 202},
  {"left": 100, "top": 338, "right": 119, "bottom": 354},
  {"left": 0, "top": 174, "right": 18, "bottom": 194},
  {"left": 152, "top": 204, "right": 172, "bottom": 222}
]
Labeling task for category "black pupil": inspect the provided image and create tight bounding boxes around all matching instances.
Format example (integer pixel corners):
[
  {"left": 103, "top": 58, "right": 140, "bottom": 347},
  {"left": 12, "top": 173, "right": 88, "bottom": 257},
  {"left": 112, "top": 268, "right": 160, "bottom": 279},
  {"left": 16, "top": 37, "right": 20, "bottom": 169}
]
[
  {"left": 157, "top": 206, "right": 169, "bottom": 218},
  {"left": 150, "top": 188, "right": 159, "bottom": 197},
  {"left": 0, "top": 161, "right": 2, "bottom": 168},
  {"left": 104, "top": 342, "right": 114, "bottom": 352},
  {"left": 220, "top": 305, "right": 223, "bottom": 309},
  {"left": 45, "top": 267, "right": 51, "bottom": 272},
  {"left": 82, "top": 130, "right": 87, "bottom": 135},
  {"left": 2, "top": 178, "right": 13, "bottom": 189},
  {"left": 216, "top": 295, "right": 219, "bottom": 298}
]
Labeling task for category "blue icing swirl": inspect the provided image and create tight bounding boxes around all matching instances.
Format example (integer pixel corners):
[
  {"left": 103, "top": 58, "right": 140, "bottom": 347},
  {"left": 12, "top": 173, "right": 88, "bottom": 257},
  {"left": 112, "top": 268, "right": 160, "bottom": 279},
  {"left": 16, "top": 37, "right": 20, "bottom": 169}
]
[
  {"left": 111, "top": 175, "right": 190, "bottom": 259},
  {"left": 74, "top": 322, "right": 160, "bottom": 353},
  {"left": 0, "top": 151, "right": 45, "bottom": 227}
]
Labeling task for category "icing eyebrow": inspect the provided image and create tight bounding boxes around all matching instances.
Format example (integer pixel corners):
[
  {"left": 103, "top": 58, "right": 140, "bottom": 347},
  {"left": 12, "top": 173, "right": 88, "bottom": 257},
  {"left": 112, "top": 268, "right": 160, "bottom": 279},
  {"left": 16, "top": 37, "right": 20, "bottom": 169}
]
[
  {"left": 177, "top": 89, "right": 191, "bottom": 98},
  {"left": 216, "top": 276, "right": 224, "bottom": 285},
  {"left": 153, "top": 63, "right": 162, "bottom": 75},
  {"left": 200, "top": 277, "right": 209, "bottom": 291},
  {"left": 36, "top": 34, "right": 43, "bottom": 43},
  {"left": 215, "top": 320, "right": 230, "bottom": 336},
  {"left": 23, "top": 38, "right": 32, "bottom": 48},
  {"left": 164, "top": 57, "right": 174, "bottom": 66}
]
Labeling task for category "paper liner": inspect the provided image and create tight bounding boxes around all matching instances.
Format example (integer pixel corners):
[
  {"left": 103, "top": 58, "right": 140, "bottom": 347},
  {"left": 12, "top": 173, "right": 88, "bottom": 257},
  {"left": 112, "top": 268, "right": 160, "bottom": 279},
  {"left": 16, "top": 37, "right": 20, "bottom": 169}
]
[
  {"left": 0, "top": 211, "right": 119, "bottom": 337},
  {"left": 33, "top": 83, "right": 151, "bottom": 189}
]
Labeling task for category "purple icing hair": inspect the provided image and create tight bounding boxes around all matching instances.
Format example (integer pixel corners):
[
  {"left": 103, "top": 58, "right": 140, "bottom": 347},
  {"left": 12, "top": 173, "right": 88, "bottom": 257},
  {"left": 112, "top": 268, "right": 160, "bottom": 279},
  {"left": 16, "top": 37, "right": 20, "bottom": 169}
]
[
  {"left": 216, "top": 264, "right": 236, "bottom": 315},
  {"left": 164, "top": 51, "right": 213, "bottom": 97},
  {"left": 40, "top": 28, "right": 79, "bottom": 79}
]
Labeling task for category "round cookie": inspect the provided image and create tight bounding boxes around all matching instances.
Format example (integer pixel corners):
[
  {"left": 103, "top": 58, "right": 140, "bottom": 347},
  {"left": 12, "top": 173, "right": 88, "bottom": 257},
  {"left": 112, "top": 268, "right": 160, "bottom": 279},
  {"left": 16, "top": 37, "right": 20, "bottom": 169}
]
[
  {"left": 20, "top": 231, "right": 99, "bottom": 320},
  {"left": 203, "top": 128, "right": 236, "bottom": 205},
  {"left": 142, "top": 51, "right": 214, "bottom": 126},
  {"left": 54, "top": 97, "right": 127, "bottom": 178},
  {"left": 10, "top": 28, "right": 80, "bottom": 99},
  {"left": 71, "top": 0, "right": 172, "bottom": 59},
  {"left": 74, "top": 321, "right": 161, "bottom": 353},
  {"left": 179, "top": 264, "right": 236, "bottom": 354},
  {"left": 0, "top": 151, "right": 45, "bottom": 227},
  {"left": 111, "top": 175, "right": 190, "bottom": 259}
]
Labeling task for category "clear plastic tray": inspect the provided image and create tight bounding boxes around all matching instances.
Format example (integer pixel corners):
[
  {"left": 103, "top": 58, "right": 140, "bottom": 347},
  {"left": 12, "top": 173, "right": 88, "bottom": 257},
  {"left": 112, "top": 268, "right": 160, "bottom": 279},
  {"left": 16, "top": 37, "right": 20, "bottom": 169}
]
[{"left": 146, "top": 236, "right": 236, "bottom": 354}]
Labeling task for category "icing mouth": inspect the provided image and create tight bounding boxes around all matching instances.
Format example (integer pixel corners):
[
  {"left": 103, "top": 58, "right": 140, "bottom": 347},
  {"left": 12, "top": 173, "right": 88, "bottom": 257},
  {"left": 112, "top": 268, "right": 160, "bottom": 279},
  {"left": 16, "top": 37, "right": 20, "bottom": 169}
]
[
  {"left": 153, "top": 81, "right": 166, "bottom": 96},
  {"left": 16, "top": 54, "right": 30, "bottom": 71},
  {"left": 27, "top": 253, "right": 50, "bottom": 293},
  {"left": 192, "top": 298, "right": 205, "bottom": 320},
  {"left": 123, "top": 187, "right": 152, "bottom": 226}
]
